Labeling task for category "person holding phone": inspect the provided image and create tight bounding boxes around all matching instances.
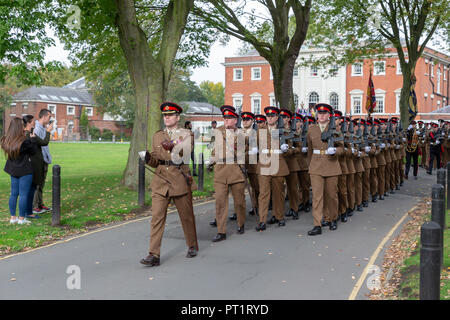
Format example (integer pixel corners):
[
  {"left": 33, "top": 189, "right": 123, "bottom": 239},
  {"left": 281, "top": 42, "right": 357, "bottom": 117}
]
[{"left": 32, "top": 109, "right": 54, "bottom": 214}]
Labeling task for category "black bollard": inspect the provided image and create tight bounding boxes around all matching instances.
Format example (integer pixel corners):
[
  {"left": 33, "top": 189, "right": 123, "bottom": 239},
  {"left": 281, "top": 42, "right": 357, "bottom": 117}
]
[
  {"left": 420, "top": 221, "right": 442, "bottom": 300},
  {"left": 437, "top": 168, "right": 446, "bottom": 197},
  {"left": 198, "top": 153, "right": 204, "bottom": 192},
  {"left": 138, "top": 158, "right": 145, "bottom": 207},
  {"left": 431, "top": 183, "right": 445, "bottom": 267},
  {"left": 52, "top": 165, "right": 61, "bottom": 226},
  {"left": 447, "top": 162, "right": 450, "bottom": 209}
]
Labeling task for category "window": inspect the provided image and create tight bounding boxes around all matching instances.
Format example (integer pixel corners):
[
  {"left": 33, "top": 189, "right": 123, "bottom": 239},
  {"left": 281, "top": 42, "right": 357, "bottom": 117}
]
[
  {"left": 294, "top": 94, "right": 299, "bottom": 109},
  {"left": 233, "top": 68, "right": 243, "bottom": 81},
  {"left": 310, "top": 66, "right": 318, "bottom": 77},
  {"left": 22, "top": 103, "right": 28, "bottom": 109},
  {"left": 293, "top": 67, "right": 299, "bottom": 77},
  {"left": 251, "top": 67, "right": 261, "bottom": 80},
  {"left": 232, "top": 93, "right": 244, "bottom": 109},
  {"left": 68, "top": 120, "right": 74, "bottom": 134},
  {"left": 329, "top": 65, "right": 338, "bottom": 77},
  {"left": 251, "top": 97, "right": 261, "bottom": 114},
  {"left": 437, "top": 68, "right": 441, "bottom": 94},
  {"left": 352, "top": 96, "right": 362, "bottom": 114},
  {"left": 269, "top": 93, "right": 276, "bottom": 107},
  {"left": 67, "top": 105, "right": 75, "bottom": 115},
  {"left": 396, "top": 59, "right": 408, "bottom": 75},
  {"left": 86, "top": 107, "right": 93, "bottom": 116},
  {"left": 431, "top": 62, "right": 434, "bottom": 77},
  {"left": 352, "top": 63, "right": 363, "bottom": 76},
  {"left": 308, "top": 92, "right": 320, "bottom": 106},
  {"left": 374, "top": 61, "right": 385, "bottom": 75},
  {"left": 329, "top": 93, "right": 339, "bottom": 109},
  {"left": 374, "top": 95, "right": 384, "bottom": 113},
  {"left": 47, "top": 104, "right": 56, "bottom": 115}
]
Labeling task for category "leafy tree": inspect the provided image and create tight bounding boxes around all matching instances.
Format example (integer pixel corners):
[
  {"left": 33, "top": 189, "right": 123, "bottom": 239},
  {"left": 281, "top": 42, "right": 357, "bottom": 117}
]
[
  {"left": 167, "top": 69, "right": 207, "bottom": 103},
  {"left": 308, "top": 0, "right": 449, "bottom": 127},
  {"left": 195, "top": 0, "right": 312, "bottom": 111},
  {"left": 54, "top": 0, "right": 218, "bottom": 188},
  {"left": 199, "top": 81, "right": 224, "bottom": 107}
]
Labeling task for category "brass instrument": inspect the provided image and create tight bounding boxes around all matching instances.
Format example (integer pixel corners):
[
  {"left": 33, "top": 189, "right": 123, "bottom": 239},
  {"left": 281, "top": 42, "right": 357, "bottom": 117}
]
[{"left": 406, "top": 129, "right": 419, "bottom": 153}]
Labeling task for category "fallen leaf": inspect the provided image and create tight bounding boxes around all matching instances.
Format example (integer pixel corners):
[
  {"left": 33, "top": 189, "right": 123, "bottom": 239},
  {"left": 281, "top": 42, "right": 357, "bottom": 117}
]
[
  {"left": 10, "top": 278, "right": 16, "bottom": 281},
  {"left": 352, "top": 276, "right": 356, "bottom": 280}
]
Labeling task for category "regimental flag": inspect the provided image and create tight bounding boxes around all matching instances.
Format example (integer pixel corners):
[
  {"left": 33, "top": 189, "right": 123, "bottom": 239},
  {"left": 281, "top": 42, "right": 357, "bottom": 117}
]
[
  {"left": 408, "top": 81, "right": 418, "bottom": 122},
  {"left": 365, "top": 69, "right": 376, "bottom": 116}
]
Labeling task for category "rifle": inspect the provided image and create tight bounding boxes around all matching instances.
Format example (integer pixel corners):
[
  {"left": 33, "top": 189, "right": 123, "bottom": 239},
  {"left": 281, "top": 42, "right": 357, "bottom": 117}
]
[
  {"left": 300, "top": 117, "right": 309, "bottom": 147},
  {"left": 238, "top": 164, "right": 258, "bottom": 217},
  {"left": 321, "top": 115, "right": 343, "bottom": 148}
]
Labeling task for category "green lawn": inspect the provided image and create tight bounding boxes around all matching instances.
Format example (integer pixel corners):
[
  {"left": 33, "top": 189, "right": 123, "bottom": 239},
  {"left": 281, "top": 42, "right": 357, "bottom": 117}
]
[{"left": 0, "top": 142, "right": 214, "bottom": 256}]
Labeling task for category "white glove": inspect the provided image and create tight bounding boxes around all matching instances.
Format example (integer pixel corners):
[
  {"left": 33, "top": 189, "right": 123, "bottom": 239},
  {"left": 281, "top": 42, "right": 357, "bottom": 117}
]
[
  {"left": 365, "top": 146, "right": 371, "bottom": 153},
  {"left": 436, "top": 140, "right": 440, "bottom": 145},
  {"left": 387, "top": 143, "right": 391, "bottom": 147},
  {"left": 416, "top": 131, "right": 420, "bottom": 135},
  {"left": 249, "top": 147, "right": 258, "bottom": 155},
  {"left": 302, "top": 147, "right": 308, "bottom": 153},
  {"left": 262, "top": 149, "right": 269, "bottom": 154},
  {"left": 408, "top": 125, "right": 413, "bottom": 130},
  {"left": 358, "top": 151, "right": 362, "bottom": 157},
  {"left": 395, "top": 145, "right": 400, "bottom": 149},
  {"left": 351, "top": 147, "right": 356, "bottom": 153},
  {"left": 403, "top": 138, "right": 407, "bottom": 142},
  {"left": 448, "top": 135, "right": 450, "bottom": 139},
  {"left": 380, "top": 143, "right": 386, "bottom": 149},
  {"left": 281, "top": 144, "right": 289, "bottom": 152},
  {"left": 327, "top": 147, "right": 336, "bottom": 155}
]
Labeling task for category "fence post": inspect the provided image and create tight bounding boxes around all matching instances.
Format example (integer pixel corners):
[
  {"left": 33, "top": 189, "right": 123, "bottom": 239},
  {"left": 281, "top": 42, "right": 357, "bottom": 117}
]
[
  {"left": 138, "top": 158, "right": 145, "bottom": 207},
  {"left": 447, "top": 162, "right": 450, "bottom": 209},
  {"left": 51, "top": 165, "right": 61, "bottom": 226},
  {"left": 420, "top": 221, "right": 442, "bottom": 300},
  {"left": 198, "top": 153, "right": 204, "bottom": 191},
  {"left": 431, "top": 183, "right": 445, "bottom": 268}
]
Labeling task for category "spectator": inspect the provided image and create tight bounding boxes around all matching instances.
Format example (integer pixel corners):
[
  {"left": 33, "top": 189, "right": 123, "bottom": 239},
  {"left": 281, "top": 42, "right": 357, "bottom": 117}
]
[
  {"left": 24, "top": 115, "right": 52, "bottom": 218},
  {"left": 1, "top": 117, "right": 37, "bottom": 225},
  {"left": 32, "top": 109, "right": 53, "bottom": 214}
]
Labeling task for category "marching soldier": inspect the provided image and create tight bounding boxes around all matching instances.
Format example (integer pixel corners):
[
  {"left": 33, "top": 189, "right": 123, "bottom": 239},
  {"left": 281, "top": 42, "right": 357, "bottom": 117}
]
[
  {"left": 360, "top": 119, "right": 373, "bottom": 208},
  {"left": 296, "top": 114, "right": 312, "bottom": 214},
  {"left": 256, "top": 106, "right": 290, "bottom": 231},
  {"left": 140, "top": 102, "right": 198, "bottom": 267},
  {"left": 368, "top": 119, "right": 380, "bottom": 202},
  {"left": 307, "top": 103, "right": 344, "bottom": 235},
  {"left": 333, "top": 111, "right": 349, "bottom": 222},
  {"left": 352, "top": 119, "right": 365, "bottom": 212},
  {"left": 209, "top": 105, "right": 248, "bottom": 241},
  {"left": 242, "top": 112, "right": 259, "bottom": 216},
  {"left": 344, "top": 116, "right": 357, "bottom": 217},
  {"left": 376, "top": 118, "right": 387, "bottom": 200},
  {"left": 280, "top": 109, "right": 301, "bottom": 220},
  {"left": 427, "top": 122, "right": 443, "bottom": 175},
  {"left": 405, "top": 120, "right": 419, "bottom": 180}
]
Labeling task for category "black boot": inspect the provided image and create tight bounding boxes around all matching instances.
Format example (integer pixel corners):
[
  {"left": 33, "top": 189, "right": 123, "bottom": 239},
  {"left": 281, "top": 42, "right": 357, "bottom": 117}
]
[
  {"left": 362, "top": 200, "right": 369, "bottom": 207},
  {"left": 212, "top": 233, "right": 226, "bottom": 242},
  {"left": 229, "top": 213, "right": 237, "bottom": 221},
  {"left": 308, "top": 226, "right": 322, "bottom": 236},
  {"left": 321, "top": 220, "right": 331, "bottom": 227},
  {"left": 389, "top": 189, "right": 395, "bottom": 194},
  {"left": 379, "top": 194, "right": 384, "bottom": 200},
  {"left": 304, "top": 203, "right": 311, "bottom": 212},
  {"left": 285, "top": 208, "right": 294, "bottom": 217},
  {"left": 248, "top": 208, "right": 257, "bottom": 216},
  {"left": 255, "top": 222, "right": 266, "bottom": 231},
  {"left": 237, "top": 225, "right": 245, "bottom": 234},
  {"left": 298, "top": 203, "right": 305, "bottom": 212},
  {"left": 357, "top": 204, "right": 363, "bottom": 212},
  {"left": 278, "top": 219, "right": 286, "bottom": 227},
  {"left": 209, "top": 219, "right": 217, "bottom": 227},
  {"left": 340, "top": 211, "right": 348, "bottom": 223},
  {"left": 347, "top": 208, "right": 354, "bottom": 217},
  {"left": 268, "top": 216, "right": 278, "bottom": 224},
  {"left": 329, "top": 220, "right": 337, "bottom": 230},
  {"left": 372, "top": 194, "right": 378, "bottom": 203},
  {"left": 395, "top": 185, "right": 400, "bottom": 190},
  {"left": 292, "top": 210, "right": 299, "bottom": 220}
]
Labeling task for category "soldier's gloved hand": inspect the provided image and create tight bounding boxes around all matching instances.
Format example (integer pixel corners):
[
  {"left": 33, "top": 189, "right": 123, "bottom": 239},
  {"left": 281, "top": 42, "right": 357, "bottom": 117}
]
[
  {"left": 249, "top": 147, "right": 259, "bottom": 155},
  {"left": 161, "top": 140, "right": 175, "bottom": 151},
  {"left": 403, "top": 138, "right": 407, "bottom": 142},
  {"left": 416, "top": 131, "right": 421, "bottom": 135},
  {"left": 281, "top": 144, "right": 289, "bottom": 153},
  {"left": 327, "top": 147, "right": 336, "bottom": 155},
  {"left": 145, "top": 151, "right": 151, "bottom": 163},
  {"left": 380, "top": 143, "right": 386, "bottom": 149},
  {"left": 358, "top": 151, "right": 362, "bottom": 157},
  {"left": 351, "top": 147, "right": 357, "bottom": 154},
  {"left": 365, "top": 146, "right": 371, "bottom": 153},
  {"left": 396, "top": 145, "right": 400, "bottom": 149},
  {"left": 408, "top": 125, "right": 413, "bottom": 130},
  {"left": 387, "top": 143, "right": 391, "bottom": 147},
  {"left": 436, "top": 140, "right": 440, "bottom": 145},
  {"left": 302, "top": 147, "right": 308, "bottom": 153}
]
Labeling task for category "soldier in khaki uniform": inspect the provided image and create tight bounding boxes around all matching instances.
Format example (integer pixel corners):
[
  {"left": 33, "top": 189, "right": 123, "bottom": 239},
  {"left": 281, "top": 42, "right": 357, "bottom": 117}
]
[
  {"left": 352, "top": 119, "right": 365, "bottom": 212},
  {"left": 256, "top": 106, "right": 290, "bottom": 231},
  {"left": 333, "top": 111, "right": 349, "bottom": 222},
  {"left": 280, "top": 109, "right": 301, "bottom": 220},
  {"left": 295, "top": 114, "right": 312, "bottom": 214},
  {"left": 307, "top": 103, "right": 344, "bottom": 235},
  {"left": 375, "top": 118, "right": 387, "bottom": 200},
  {"left": 242, "top": 112, "right": 259, "bottom": 216},
  {"left": 209, "top": 105, "right": 248, "bottom": 241},
  {"left": 360, "top": 119, "right": 373, "bottom": 208},
  {"left": 140, "top": 102, "right": 199, "bottom": 267},
  {"left": 344, "top": 116, "right": 357, "bottom": 217},
  {"left": 368, "top": 119, "right": 380, "bottom": 202}
]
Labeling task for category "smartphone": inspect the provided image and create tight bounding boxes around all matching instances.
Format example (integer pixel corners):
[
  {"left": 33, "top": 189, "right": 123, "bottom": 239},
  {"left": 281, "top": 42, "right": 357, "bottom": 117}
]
[
  {"left": 30, "top": 127, "right": 34, "bottom": 134},
  {"left": 49, "top": 120, "right": 54, "bottom": 125}
]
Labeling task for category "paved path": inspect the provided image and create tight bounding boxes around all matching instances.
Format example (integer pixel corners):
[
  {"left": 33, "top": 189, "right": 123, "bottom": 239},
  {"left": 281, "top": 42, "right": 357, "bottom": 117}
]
[{"left": 0, "top": 167, "right": 438, "bottom": 300}]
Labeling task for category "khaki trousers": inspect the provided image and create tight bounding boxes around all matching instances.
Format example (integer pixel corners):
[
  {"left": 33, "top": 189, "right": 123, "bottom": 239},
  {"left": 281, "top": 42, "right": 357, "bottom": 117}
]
[
  {"left": 338, "top": 174, "right": 348, "bottom": 215},
  {"left": 248, "top": 172, "right": 260, "bottom": 209},
  {"left": 310, "top": 175, "right": 339, "bottom": 226},
  {"left": 258, "top": 175, "right": 285, "bottom": 223},
  {"left": 370, "top": 167, "right": 378, "bottom": 196},
  {"left": 214, "top": 181, "right": 246, "bottom": 233},
  {"left": 347, "top": 173, "right": 355, "bottom": 209},
  {"left": 355, "top": 172, "right": 363, "bottom": 206},
  {"left": 377, "top": 165, "right": 386, "bottom": 195},
  {"left": 297, "top": 171, "right": 310, "bottom": 206},
  {"left": 285, "top": 172, "right": 299, "bottom": 211},
  {"left": 149, "top": 192, "right": 198, "bottom": 256},
  {"left": 362, "top": 169, "right": 370, "bottom": 202}
]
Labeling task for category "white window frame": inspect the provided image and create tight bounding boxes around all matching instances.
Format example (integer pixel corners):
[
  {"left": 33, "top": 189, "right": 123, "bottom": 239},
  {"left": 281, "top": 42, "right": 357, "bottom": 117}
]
[
  {"left": 329, "top": 92, "right": 339, "bottom": 110},
  {"left": 233, "top": 68, "right": 243, "bottom": 81},
  {"left": 310, "top": 66, "right": 318, "bottom": 77},
  {"left": 396, "top": 59, "right": 408, "bottom": 75},
  {"left": 232, "top": 93, "right": 244, "bottom": 109},
  {"left": 329, "top": 65, "right": 339, "bottom": 77},
  {"left": 85, "top": 107, "right": 94, "bottom": 117},
  {"left": 308, "top": 92, "right": 320, "bottom": 105},
  {"left": 270, "top": 67, "right": 273, "bottom": 80},
  {"left": 250, "top": 94, "right": 262, "bottom": 114},
  {"left": 374, "top": 89, "right": 386, "bottom": 114},
  {"left": 437, "top": 68, "right": 441, "bottom": 94},
  {"left": 269, "top": 93, "right": 276, "bottom": 107},
  {"left": 22, "top": 102, "right": 28, "bottom": 109},
  {"left": 67, "top": 105, "right": 75, "bottom": 115},
  {"left": 47, "top": 104, "right": 56, "bottom": 116},
  {"left": 352, "top": 63, "right": 363, "bottom": 76},
  {"left": 374, "top": 61, "right": 386, "bottom": 76},
  {"left": 293, "top": 67, "right": 299, "bottom": 77},
  {"left": 294, "top": 94, "right": 299, "bottom": 109},
  {"left": 349, "top": 89, "right": 364, "bottom": 115},
  {"left": 395, "top": 89, "right": 402, "bottom": 114},
  {"left": 431, "top": 62, "right": 434, "bottom": 77},
  {"left": 251, "top": 67, "right": 261, "bottom": 81}
]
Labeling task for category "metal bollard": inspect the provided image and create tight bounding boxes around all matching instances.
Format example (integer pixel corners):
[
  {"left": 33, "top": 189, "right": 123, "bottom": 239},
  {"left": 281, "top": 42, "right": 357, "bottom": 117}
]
[
  {"left": 447, "top": 162, "right": 450, "bottom": 209},
  {"left": 420, "top": 221, "right": 442, "bottom": 300},
  {"left": 138, "top": 158, "right": 145, "bottom": 207},
  {"left": 198, "top": 153, "right": 204, "bottom": 192},
  {"left": 437, "top": 168, "right": 446, "bottom": 197},
  {"left": 431, "top": 183, "right": 445, "bottom": 267},
  {"left": 52, "top": 165, "right": 61, "bottom": 226}
]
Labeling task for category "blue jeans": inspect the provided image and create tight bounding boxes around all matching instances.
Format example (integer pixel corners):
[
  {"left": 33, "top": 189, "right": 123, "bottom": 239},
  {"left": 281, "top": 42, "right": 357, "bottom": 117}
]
[{"left": 9, "top": 174, "right": 33, "bottom": 218}]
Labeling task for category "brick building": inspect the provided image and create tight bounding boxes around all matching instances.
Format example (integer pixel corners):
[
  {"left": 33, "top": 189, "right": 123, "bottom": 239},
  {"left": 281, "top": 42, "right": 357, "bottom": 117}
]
[
  {"left": 224, "top": 47, "right": 450, "bottom": 121},
  {"left": 3, "top": 77, "right": 130, "bottom": 139}
]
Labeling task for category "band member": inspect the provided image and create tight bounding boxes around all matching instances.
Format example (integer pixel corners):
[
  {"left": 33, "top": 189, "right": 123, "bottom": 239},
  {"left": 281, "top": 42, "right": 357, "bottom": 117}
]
[
  {"left": 280, "top": 109, "right": 301, "bottom": 220},
  {"left": 140, "top": 102, "right": 198, "bottom": 267},
  {"left": 307, "top": 103, "right": 344, "bottom": 235},
  {"left": 256, "top": 106, "right": 290, "bottom": 231},
  {"left": 405, "top": 120, "right": 419, "bottom": 180},
  {"left": 427, "top": 122, "right": 443, "bottom": 175},
  {"left": 209, "top": 105, "right": 248, "bottom": 241},
  {"left": 417, "top": 121, "right": 427, "bottom": 168}
]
